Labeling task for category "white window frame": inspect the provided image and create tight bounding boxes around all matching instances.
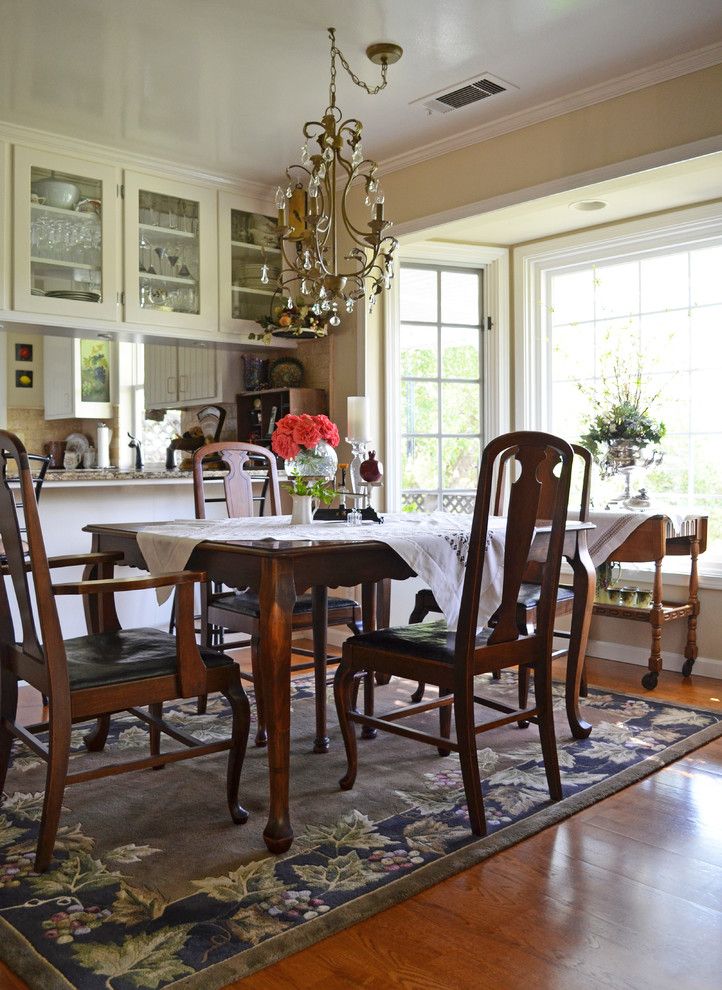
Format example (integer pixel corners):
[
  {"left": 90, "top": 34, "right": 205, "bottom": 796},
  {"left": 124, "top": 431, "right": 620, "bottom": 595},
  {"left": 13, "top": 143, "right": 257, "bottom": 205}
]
[
  {"left": 513, "top": 201, "right": 722, "bottom": 585},
  {"left": 384, "top": 243, "right": 509, "bottom": 511}
]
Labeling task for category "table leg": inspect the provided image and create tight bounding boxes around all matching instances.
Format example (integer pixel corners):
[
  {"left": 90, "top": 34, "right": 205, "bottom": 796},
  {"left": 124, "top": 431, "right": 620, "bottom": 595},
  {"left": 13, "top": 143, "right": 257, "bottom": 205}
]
[
  {"left": 311, "top": 585, "right": 330, "bottom": 754},
  {"left": 565, "top": 537, "right": 594, "bottom": 739},
  {"left": 642, "top": 559, "right": 665, "bottom": 690},
  {"left": 361, "top": 583, "right": 378, "bottom": 739},
  {"left": 259, "top": 556, "right": 296, "bottom": 854},
  {"left": 682, "top": 537, "right": 700, "bottom": 678}
]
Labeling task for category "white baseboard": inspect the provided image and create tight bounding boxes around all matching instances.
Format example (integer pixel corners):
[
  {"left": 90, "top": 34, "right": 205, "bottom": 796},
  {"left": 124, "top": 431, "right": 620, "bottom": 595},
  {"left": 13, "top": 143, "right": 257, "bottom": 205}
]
[{"left": 584, "top": 637, "right": 722, "bottom": 681}]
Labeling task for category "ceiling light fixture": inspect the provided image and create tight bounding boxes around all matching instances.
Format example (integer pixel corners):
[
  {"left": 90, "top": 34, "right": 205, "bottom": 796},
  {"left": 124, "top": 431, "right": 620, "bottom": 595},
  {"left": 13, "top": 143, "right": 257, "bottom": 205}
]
[
  {"left": 570, "top": 200, "right": 608, "bottom": 212},
  {"left": 273, "top": 27, "right": 402, "bottom": 324}
]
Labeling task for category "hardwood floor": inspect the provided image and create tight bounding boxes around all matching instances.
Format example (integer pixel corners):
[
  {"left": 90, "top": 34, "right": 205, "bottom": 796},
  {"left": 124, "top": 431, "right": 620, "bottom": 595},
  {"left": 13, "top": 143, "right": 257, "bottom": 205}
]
[{"left": 2, "top": 654, "right": 721, "bottom": 990}]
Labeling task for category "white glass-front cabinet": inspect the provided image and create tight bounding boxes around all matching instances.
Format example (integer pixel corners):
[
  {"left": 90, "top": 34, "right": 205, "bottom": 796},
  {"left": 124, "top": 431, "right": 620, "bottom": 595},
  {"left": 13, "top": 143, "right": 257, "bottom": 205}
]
[
  {"left": 124, "top": 171, "right": 218, "bottom": 333},
  {"left": 218, "top": 191, "right": 280, "bottom": 335},
  {"left": 13, "top": 146, "right": 120, "bottom": 321}
]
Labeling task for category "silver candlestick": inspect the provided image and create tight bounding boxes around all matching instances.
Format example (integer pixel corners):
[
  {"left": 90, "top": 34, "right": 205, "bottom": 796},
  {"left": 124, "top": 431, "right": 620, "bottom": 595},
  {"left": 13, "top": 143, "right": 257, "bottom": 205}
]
[{"left": 346, "top": 437, "right": 370, "bottom": 497}]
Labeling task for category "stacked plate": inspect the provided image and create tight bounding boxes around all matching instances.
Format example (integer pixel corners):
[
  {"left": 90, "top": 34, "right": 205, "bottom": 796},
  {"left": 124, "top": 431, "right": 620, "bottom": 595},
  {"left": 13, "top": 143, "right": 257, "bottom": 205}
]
[{"left": 45, "top": 290, "right": 100, "bottom": 302}]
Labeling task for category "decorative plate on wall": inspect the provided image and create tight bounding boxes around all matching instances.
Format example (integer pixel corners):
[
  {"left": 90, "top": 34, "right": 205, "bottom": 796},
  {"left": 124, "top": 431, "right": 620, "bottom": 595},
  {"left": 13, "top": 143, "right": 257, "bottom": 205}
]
[{"left": 269, "top": 357, "right": 304, "bottom": 388}]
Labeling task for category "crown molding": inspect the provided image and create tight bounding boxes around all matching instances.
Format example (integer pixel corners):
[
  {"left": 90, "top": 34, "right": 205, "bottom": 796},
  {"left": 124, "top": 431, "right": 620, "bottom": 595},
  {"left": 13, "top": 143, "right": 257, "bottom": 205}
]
[
  {"left": 380, "top": 41, "right": 722, "bottom": 175},
  {"left": 0, "top": 118, "right": 274, "bottom": 203}
]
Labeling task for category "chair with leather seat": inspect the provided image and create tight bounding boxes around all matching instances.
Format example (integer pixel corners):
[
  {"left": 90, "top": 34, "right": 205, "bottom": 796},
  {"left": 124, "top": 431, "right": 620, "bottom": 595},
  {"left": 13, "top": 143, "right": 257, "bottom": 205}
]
[
  {"left": 408, "top": 443, "right": 592, "bottom": 709},
  {"left": 192, "top": 441, "right": 361, "bottom": 752},
  {"left": 333, "top": 430, "right": 574, "bottom": 836},
  {"left": 0, "top": 430, "right": 250, "bottom": 872}
]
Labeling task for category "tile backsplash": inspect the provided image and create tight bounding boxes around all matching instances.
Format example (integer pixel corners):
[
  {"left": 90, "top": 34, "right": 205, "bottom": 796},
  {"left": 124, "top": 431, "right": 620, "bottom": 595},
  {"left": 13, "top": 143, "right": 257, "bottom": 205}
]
[{"left": 5, "top": 407, "right": 122, "bottom": 465}]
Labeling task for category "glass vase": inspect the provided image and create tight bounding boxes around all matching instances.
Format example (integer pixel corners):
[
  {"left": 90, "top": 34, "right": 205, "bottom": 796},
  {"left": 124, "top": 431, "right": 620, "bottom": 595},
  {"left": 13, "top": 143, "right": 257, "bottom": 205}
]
[{"left": 284, "top": 440, "right": 338, "bottom": 482}]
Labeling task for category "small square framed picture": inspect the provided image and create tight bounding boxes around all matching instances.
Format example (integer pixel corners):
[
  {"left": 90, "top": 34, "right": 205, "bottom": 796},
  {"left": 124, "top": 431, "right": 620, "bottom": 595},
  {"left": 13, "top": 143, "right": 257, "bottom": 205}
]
[
  {"left": 15, "top": 370, "right": 33, "bottom": 388},
  {"left": 15, "top": 343, "right": 33, "bottom": 362}
]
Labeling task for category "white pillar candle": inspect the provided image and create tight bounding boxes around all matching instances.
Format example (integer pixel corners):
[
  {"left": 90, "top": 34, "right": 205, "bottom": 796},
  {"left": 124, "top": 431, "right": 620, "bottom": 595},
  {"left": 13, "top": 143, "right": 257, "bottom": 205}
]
[{"left": 347, "top": 396, "right": 369, "bottom": 439}]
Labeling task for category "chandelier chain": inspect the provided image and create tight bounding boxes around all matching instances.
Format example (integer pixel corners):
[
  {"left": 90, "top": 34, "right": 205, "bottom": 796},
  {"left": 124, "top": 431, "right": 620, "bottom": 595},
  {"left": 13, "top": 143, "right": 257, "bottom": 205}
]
[{"left": 328, "top": 26, "right": 388, "bottom": 108}]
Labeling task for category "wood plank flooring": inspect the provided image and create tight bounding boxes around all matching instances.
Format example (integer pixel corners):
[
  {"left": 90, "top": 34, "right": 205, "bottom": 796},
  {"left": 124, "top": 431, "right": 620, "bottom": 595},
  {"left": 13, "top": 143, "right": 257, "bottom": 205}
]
[{"left": 1, "top": 655, "right": 721, "bottom": 990}]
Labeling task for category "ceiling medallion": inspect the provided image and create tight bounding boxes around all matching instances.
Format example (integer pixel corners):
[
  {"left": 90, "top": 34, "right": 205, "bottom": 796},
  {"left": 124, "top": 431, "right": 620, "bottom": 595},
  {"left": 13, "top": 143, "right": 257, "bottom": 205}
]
[{"left": 273, "top": 27, "right": 402, "bottom": 326}]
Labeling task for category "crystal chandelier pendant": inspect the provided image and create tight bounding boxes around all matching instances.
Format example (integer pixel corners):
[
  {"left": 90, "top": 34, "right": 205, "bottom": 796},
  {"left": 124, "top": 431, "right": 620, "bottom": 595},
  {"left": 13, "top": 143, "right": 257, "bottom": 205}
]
[{"left": 260, "top": 264, "right": 269, "bottom": 285}]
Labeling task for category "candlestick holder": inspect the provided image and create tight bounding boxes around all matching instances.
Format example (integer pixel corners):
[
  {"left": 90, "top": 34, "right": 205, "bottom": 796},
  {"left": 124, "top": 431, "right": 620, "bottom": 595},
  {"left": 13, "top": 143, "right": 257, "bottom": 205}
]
[{"left": 346, "top": 437, "right": 370, "bottom": 495}]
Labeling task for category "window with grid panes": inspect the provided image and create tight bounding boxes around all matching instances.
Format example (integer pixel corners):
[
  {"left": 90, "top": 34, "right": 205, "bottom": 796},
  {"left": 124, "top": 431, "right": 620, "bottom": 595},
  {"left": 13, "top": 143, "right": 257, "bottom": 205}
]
[
  {"left": 399, "top": 265, "right": 483, "bottom": 513},
  {"left": 547, "top": 239, "right": 722, "bottom": 559}
]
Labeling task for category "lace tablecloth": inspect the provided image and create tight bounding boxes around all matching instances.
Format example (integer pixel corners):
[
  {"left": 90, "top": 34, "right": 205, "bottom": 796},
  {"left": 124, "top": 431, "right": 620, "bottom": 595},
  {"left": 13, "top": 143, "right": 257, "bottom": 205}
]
[{"left": 136, "top": 511, "right": 506, "bottom": 627}]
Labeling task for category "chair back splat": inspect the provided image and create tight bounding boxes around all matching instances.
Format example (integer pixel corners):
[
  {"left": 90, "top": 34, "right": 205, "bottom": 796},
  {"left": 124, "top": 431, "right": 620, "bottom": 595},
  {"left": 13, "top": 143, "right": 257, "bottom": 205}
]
[
  {"left": 0, "top": 438, "right": 58, "bottom": 667},
  {"left": 192, "top": 441, "right": 281, "bottom": 519}
]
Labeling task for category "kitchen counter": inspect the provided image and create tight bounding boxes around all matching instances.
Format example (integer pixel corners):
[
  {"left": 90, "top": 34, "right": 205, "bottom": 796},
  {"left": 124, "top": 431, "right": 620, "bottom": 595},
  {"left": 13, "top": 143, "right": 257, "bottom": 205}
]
[{"left": 42, "top": 466, "right": 196, "bottom": 487}]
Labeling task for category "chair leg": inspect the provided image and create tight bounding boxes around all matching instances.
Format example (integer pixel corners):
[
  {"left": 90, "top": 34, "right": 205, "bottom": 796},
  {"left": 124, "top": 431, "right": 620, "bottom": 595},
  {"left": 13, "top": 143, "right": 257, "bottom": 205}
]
[
  {"left": 168, "top": 591, "right": 176, "bottom": 635},
  {"left": 312, "top": 586, "right": 330, "bottom": 754},
  {"left": 222, "top": 678, "right": 251, "bottom": 824},
  {"left": 83, "top": 714, "right": 111, "bottom": 752},
  {"left": 517, "top": 665, "right": 531, "bottom": 729},
  {"left": 454, "top": 682, "right": 487, "bottom": 837},
  {"left": 438, "top": 687, "right": 452, "bottom": 757},
  {"left": 0, "top": 667, "right": 18, "bottom": 797},
  {"left": 374, "top": 583, "right": 392, "bottom": 686},
  {"left": 196, "top": 583, "right": 212, "bottom": 715},
  {"left": 334, "top": 661, "right": 359, "bottom": 791},
  {"left": 409, "top": 598, "right": 428, "bottom": 702},
  {"left": 534, "top": 659, "right": 563, "bottom": 801},
  {"left": 361, "top": 669, "right": 377, "bottom": 739},
  {"left": 35, "top": 706, "right": 72, "bottom": 872},
  {"left": 149, "top": 702, "right": 163, "bottom": 769},
  {"left": 197, "top": 694, "right": 208, "bottom": 715},
  {"left": 250, "top": 636, "right": 267, "bottom": 747}
]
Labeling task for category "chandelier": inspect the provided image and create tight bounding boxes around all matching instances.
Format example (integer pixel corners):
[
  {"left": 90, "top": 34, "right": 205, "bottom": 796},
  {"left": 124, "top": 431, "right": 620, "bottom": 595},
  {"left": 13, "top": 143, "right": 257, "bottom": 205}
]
[{"left": 272, "top": 27, "right": 402, "bottom": 326}]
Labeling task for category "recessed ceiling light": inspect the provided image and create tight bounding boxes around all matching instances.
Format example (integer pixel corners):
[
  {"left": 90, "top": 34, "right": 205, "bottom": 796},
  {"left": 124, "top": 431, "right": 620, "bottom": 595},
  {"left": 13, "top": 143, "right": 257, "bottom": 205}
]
[{"left": 570, "top": 200, "right": 608, "bottom": 212}]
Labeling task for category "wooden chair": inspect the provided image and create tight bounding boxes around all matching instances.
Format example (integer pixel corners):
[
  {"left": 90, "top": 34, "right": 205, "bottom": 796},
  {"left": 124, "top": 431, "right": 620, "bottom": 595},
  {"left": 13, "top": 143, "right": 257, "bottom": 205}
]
[
  {"left": 192, "top": 442, "right": 361, "bottom": 752},
  {"left": 408, "top": 443, "right": 592, "bottom": 709},
  {"left": 333, "top": 431, "right": 574, "bottom": 836},
  {"left": 0, "top": 431, "right": 250, "bottom": 872}
]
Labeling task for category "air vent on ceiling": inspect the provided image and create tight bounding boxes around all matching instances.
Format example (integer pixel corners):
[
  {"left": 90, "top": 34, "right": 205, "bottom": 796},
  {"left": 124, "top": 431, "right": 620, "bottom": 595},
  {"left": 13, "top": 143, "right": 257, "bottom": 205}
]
[{"left": 413, "top": 73, "right": 516, "bottom": 115}]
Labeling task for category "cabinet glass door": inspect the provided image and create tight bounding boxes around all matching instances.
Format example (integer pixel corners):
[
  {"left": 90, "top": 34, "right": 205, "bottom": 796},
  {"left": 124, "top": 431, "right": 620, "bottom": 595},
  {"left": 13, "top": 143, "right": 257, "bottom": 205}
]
[
  {"left": 230, "top": 208, "right": 280, "bottom": 321},
  {"left": 218, "top": 192, "right": 285, "bottom": 339},
  {"left": 124, "top": 172, "right": 217, "bottom": 332},
  {"left": 13, "top": 147, "right": 119, "bottom": 321}
]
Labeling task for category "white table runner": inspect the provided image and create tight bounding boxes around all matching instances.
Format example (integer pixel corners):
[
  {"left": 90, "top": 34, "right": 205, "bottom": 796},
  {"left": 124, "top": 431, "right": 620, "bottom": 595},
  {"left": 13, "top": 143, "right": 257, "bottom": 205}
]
[{"left": 136, "top": 511, "right": 506, "bottom": 628}]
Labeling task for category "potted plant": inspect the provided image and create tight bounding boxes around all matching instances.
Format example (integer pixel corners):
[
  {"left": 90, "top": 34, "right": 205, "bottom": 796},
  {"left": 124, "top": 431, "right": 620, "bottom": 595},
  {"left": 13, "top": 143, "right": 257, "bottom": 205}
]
[{"left": 579, "top": 353, "right": 666, "bottom": 481}]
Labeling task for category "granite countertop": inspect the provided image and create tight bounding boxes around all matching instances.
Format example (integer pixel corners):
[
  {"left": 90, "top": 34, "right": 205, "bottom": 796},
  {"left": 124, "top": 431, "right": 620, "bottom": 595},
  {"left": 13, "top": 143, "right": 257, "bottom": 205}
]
[
  {"left": 43, "top": 466, "right": 195, "bottom": 483},
  {"left": 41, "top": 465, "right": 268, "bottom": 484}
]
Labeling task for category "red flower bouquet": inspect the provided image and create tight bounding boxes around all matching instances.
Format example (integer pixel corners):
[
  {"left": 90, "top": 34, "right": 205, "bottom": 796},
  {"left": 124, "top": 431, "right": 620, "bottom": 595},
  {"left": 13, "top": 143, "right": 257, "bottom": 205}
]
[{"left": 271, "top": 413, "right": 340, "bottom": 496}]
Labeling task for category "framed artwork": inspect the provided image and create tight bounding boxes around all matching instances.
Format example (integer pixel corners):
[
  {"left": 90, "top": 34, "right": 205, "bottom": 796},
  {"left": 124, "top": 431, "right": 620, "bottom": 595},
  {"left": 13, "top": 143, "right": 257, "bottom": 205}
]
[
  {"left": 15, "top": 343, "right": 33, "bottom": 362},
  {"left": 79, "top": 339, "right": 111, "bottom": 404},
  {"left": 15, "top": 370, "right": 33, "bottom": 388},
  {"left": 267, "top": 405, "right": 278, "bottom": 435}
]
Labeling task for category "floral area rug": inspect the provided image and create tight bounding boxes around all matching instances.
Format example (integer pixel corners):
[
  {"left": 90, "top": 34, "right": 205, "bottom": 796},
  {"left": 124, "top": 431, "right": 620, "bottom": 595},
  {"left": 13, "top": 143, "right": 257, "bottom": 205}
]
[{"left": 1, "top": 674, "right": 720, "bottom": 990}]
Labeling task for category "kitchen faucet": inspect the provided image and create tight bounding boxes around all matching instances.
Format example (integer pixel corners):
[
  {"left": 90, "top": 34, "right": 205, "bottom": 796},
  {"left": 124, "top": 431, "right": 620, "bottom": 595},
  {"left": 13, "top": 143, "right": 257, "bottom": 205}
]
[{"left": 127, "top": 433, "right": 143, "bottom": 471}]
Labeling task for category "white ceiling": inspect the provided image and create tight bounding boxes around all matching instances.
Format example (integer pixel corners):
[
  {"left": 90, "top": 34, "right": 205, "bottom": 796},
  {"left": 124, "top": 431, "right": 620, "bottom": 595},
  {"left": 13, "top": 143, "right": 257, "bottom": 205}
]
[{"left": 0, "top": 0, "right": 721, "bottom": 185}]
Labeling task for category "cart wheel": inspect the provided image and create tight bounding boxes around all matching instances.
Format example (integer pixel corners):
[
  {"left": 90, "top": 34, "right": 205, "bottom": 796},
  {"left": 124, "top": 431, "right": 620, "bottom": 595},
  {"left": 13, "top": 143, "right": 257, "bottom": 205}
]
[
  {"left": 641, "top": 671, "right": 659, "bottom": 690},
  {"left": 682, "top": 658, "right": 695, "bottom": 678}
]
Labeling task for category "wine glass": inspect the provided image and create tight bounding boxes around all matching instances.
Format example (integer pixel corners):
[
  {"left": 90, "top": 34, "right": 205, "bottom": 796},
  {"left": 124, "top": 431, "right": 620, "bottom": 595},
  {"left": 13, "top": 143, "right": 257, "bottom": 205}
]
[
  {"left": 167, "top": 252, "right": 179, "bottom": 278},
  {"left": 154, "top": 246, "right": 166, "bottom": 277}
]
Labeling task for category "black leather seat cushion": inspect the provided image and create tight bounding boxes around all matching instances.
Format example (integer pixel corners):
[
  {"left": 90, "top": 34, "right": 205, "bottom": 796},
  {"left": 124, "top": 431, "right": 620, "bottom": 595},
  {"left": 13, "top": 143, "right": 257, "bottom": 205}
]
[
  {"left": 210, "top": 591, "right": 358, "bottom": 618},
  {"left": 518, "top": 582, "right": 574, "bottom": 609},
  {"left": 64, "top": 628, "right": 233, "bottom": 691},
  {"left": 349, "top": 620, "right": 492, "bottom": 665}
]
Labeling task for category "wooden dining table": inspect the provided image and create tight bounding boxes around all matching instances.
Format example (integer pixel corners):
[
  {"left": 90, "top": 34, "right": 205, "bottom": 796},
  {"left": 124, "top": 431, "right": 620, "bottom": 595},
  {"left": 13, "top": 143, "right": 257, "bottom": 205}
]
[{"left": 83, "top": 517, "right": 595, "bottom": 854}]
